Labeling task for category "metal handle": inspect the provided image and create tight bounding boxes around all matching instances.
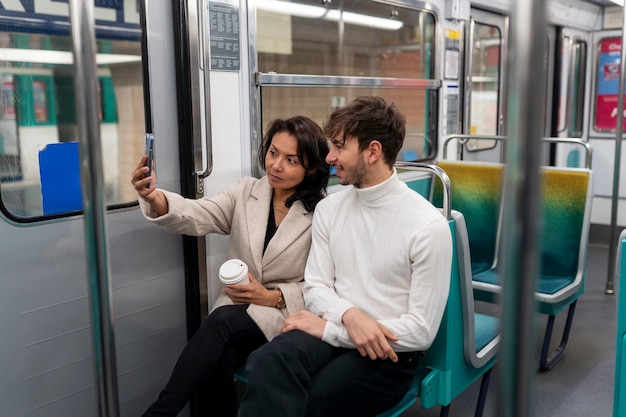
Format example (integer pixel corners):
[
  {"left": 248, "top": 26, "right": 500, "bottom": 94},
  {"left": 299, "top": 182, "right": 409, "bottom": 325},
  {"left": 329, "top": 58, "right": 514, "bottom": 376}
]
[
  {"left": 196, "top": 0, "right": 214, "bottom": 193},
  {"left": 69, "top": 0, "right": 119, "bottom": 416},
  {"left": 442, "top": 134, "right": 508, "bottom": 159},
  {"left": 540, "top": 137, "right": 592, "bottom": 169},
  {"left": 443, "top": 135, "right": 592, "bottom": 170},
  {"left": 394, "top": 162, "right": 451, "bottom": 220}
]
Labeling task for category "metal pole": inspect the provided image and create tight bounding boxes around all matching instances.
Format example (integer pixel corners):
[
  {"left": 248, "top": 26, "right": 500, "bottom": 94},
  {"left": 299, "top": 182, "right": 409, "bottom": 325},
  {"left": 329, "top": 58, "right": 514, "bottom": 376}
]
[
  {"left": 497, "top": 1, "right": 546, "bottom": 416},
  {"left": 68, "top": 1, "right": 120, "bottom": 416},
  {"left": 606, "top": 6, "right": 626, "bottom": 295}
]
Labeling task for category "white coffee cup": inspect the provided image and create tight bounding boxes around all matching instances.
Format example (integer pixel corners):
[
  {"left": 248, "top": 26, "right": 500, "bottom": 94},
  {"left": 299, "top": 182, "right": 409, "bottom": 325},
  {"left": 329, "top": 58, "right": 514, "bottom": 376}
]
[{"left": 219, "top": 259, "right": 250, "bottom": 285}]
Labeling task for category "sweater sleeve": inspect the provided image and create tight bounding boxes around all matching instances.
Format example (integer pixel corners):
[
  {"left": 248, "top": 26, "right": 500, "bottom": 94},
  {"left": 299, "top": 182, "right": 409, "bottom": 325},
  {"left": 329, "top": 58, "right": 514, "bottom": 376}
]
[
  {"left": 303, "top": 200, "right": 356, "bottom": 328},
  {"left": 378, "top": 218, "right": 452, "bottom": 351}
]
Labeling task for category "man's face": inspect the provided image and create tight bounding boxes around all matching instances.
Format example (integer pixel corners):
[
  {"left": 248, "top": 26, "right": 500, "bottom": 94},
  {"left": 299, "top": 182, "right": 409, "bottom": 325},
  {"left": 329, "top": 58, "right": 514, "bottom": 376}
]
[{"left": 326, "top": 135, "right": 368, "bottom": 188}]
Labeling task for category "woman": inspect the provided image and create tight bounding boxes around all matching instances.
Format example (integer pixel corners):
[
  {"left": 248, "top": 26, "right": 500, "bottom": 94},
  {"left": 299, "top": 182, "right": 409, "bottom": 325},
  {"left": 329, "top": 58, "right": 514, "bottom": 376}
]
[{"left": 132, "top": 116, "right": 330, "bottom": 417}]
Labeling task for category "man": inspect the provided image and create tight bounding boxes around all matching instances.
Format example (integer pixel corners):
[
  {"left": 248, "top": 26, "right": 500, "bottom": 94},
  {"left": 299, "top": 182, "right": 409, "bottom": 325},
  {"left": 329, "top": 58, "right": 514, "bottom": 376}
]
[{"left": 238, "top": 96, "right": 453, "bottom": 417}]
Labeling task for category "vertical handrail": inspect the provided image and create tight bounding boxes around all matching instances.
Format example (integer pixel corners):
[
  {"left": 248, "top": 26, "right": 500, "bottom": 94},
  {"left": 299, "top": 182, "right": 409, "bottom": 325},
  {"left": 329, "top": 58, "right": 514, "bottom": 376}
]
[
  {"left": 497, "top": 1, "right": 546, "bottom": 417},
  {"left": 606, "top": 6, "right": 626, "bottom": 295},
  {"left": 196, "top": 0, "right": 214, "bottom": 192},
  {"left": 69, "top": 1, "right": 119, "bottom": 416}
]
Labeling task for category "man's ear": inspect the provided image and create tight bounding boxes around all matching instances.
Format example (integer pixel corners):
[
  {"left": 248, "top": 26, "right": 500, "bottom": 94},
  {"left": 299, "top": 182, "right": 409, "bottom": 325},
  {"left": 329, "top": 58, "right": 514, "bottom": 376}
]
[{"left": 367, "top": 140, "right": 383, "bottom": 164}]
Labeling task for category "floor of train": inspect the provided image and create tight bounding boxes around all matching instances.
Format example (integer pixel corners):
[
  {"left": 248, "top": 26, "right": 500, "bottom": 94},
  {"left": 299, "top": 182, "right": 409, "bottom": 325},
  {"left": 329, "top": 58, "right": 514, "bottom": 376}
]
[{"left": 403, "top": 242, "right": 616, "bottom": 417}]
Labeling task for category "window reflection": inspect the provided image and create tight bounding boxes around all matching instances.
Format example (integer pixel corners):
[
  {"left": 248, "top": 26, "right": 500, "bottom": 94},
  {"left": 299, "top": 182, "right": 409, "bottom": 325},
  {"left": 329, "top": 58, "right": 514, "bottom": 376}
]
[
  {"left": 261, "top": 87, "right": 435, "bottom": 163},
  {"left": 0, "top": 30, "right": 145, "bottom": 219},
  {"left": 467, "top": 22, "right": 501, "bottom": 151},
  {"left": 257, "top": 0, "right": 434, "bottom": 79},
  {"left": 255, "top": 0, "right": 436, "bottom": 168}
]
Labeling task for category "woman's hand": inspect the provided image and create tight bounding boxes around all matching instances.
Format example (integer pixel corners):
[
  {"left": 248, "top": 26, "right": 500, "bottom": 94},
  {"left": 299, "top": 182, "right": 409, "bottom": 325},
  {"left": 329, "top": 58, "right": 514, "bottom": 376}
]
[
  {"left": 131, "top": 156, "right": 168, "bottom": 216},
  {"left": 224, "top": 274, "right": 279, "bottom": 307}
]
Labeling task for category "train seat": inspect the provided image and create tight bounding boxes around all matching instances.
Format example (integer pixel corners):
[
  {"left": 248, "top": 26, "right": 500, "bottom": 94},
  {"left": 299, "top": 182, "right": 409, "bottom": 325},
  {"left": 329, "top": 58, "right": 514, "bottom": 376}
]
[
  {"left": 613, "top": 229, "right": 626, "bottom": 417},
  {"left": 433, "top": 160, "right": 505, "bottom": 278},
  {"left": 472, "top": 167, "right": 593, "bottom": 371},
  {"left": 377, "top": 210, "right": 500, "bottom": 417}
]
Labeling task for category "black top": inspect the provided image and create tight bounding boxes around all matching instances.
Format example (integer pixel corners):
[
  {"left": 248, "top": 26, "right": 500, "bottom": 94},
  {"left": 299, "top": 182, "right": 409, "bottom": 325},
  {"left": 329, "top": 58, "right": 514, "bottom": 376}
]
[{"left": 263, "top": 200, "right": 278, "bottom": 255}]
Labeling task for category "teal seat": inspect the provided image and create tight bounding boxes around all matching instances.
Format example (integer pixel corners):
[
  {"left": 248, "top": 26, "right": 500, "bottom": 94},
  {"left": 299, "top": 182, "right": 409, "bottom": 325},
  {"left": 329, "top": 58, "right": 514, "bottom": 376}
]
[
  {"left": 472, "top": 167, "right": 593, "bottom": 370},
  {"left": 434, "top": 161, "right": 505, "bottom": 277},
  {"left": 613, "top": 230, "right": 626, "bottom": 417},
  {"left": 376, "top": 210, "right": 500, "bottom": 417}
]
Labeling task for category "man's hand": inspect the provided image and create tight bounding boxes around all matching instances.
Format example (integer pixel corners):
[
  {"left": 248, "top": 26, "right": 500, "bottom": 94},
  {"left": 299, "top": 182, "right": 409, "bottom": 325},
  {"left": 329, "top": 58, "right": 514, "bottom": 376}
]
[
  {"left": 341, "top": 307, "right": 398, "bottom": 362},
  {"left": 281, "top": 310, "right": 327, "bottom": 339}
]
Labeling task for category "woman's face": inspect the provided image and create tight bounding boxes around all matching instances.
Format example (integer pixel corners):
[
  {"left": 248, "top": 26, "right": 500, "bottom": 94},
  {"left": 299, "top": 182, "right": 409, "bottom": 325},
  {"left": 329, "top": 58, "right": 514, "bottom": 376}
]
[{"left": 265, "top": 131, "right": 307, "bottom": 193}]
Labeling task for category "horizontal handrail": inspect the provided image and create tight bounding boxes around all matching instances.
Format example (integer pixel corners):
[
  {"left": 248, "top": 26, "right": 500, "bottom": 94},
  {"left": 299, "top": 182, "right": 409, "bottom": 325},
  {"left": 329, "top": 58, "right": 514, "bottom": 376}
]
[
  {"left": 541, "top": 137, "right": 592, "bottom": 169},
  {"left": 394, "top": 162, "right": 451, "bottom": 220},
  {"left": 256, "top": 72, "right": 441, "bottom": 89},
  {"left": 443, "top": 135, "right": 592, "bottom": 169},
  {"left": 442, "top": 135, "right": 508, "bottom": 159}
]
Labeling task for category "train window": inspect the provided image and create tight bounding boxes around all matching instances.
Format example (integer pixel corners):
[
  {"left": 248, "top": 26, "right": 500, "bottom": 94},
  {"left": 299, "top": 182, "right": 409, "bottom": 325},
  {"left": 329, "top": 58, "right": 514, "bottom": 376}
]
[
  {"left": 254, "top": 0, "right": 436, "bottom": 170},
  {"left": 257, "top": 0, "right": 433, "bottom": 79},
  {"left": 260, "top": 87, "right": 436, "bottom": 165},
  {"left": 557, "top": 37, "right": 586, "bottom": 137},
  {"left": 0, "top": 8, "right": 145, "bottom": 221},
  {"left": 466, "top": 21, "right": 501, "bottom": 151}
]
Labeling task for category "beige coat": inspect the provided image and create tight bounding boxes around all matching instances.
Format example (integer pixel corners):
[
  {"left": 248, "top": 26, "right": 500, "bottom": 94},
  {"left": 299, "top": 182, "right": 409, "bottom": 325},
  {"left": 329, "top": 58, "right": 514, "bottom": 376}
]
[{"left": 139, "top": 176, "right": 313, "bottom": 340}]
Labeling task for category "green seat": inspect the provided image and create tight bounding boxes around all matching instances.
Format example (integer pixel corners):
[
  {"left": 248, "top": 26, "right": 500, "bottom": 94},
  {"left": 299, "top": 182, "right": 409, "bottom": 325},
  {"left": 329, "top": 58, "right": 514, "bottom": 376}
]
[
  {"left": 472, "top": 167, "right": 593, "bottom": 370},
  {"left": 434, "top": 161, "right": 505, "bottom": 276},
  {"left": 613, "top": 230, "right": 626, "bottom": 417}
]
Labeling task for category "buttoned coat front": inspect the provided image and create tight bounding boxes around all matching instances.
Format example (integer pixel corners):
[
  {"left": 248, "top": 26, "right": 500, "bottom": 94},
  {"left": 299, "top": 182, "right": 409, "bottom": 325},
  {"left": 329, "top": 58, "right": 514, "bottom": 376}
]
[{"left": 139, "top": 176, "right": 313, "bottom": 340}]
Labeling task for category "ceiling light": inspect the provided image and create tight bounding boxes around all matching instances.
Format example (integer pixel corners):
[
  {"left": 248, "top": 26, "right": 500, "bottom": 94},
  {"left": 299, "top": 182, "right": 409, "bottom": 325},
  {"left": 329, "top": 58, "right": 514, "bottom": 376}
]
[
  {"left": 0, "top": 48, "right": 141, "bottom": 65},
  {"left": 256, "top": 0, "right": 403, "bottom": 30}
]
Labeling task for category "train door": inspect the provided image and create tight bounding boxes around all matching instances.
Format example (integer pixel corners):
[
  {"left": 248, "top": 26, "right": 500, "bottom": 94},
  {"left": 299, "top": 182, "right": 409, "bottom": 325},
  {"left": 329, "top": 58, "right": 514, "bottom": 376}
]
[
  {"left": 172, "top": 0, "right": 254, "bottom": 325},
  {"left": 551, "top": 27, "right": 590, "bottom": 167},
  {"left": 0, "top": 1, "right": 190, "bottom": 416},
  {"left": 461, "top": 8, "right": 508, "bottom": 162}
]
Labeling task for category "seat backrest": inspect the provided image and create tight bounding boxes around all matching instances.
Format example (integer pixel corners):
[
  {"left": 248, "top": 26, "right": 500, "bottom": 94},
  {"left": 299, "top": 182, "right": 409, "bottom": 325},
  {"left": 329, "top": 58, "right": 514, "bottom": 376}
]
[
  {"left": 419, "top": 210, "right": 499, "bottom": 409},
  {"left": 453, "top": 210, "right": 500, "bottom": 368},
  {"left": 613, "top": 230, "right": 626, "bottom": 417},
  {"left": 535, "top": 167, "right": 593, "bottom": 303},
  {"left": 434, "top": 161, "right": 505, "bottom": 275}
]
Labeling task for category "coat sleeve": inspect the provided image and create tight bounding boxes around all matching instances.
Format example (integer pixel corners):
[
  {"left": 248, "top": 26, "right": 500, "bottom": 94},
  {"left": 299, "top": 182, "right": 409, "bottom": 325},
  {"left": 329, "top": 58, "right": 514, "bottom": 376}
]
[{"left": 138, "top": 178, "right": 251, "bottom": 236}]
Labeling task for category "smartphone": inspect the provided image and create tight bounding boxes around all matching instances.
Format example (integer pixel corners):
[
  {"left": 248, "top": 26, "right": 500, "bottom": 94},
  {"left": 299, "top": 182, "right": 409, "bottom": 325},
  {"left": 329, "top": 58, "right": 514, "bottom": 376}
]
[{"left": 145, "top": 133, "right": 155, "bottom": 188}]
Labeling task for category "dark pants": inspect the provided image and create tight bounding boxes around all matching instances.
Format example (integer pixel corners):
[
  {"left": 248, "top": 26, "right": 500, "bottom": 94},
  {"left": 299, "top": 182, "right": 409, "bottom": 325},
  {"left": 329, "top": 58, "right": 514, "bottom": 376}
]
[
  {"left": 238, "top": 330, "right": 419, "bottom": 417},
  {"left": 143, "top": 304, "right": 267, "bottom": 417}
]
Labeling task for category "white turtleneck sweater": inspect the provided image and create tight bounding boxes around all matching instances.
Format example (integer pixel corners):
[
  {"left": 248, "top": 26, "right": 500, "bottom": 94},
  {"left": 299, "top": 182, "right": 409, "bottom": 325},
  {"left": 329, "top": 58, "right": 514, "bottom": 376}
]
[{"left": 303, "top": 170, "right": 452, "bottom": 352}]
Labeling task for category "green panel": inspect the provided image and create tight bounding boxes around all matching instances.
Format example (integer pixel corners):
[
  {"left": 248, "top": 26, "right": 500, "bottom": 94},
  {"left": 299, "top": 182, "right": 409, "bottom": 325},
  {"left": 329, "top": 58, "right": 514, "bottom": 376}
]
[
  {"left": 54, "top": 75, "right": 76, "bottom": 124},
  {"left": 14, "top": 74, "right": 57, "bottom": 127},
  {"left": 99, "top": 76, "right": 118, "bottom": 124}
]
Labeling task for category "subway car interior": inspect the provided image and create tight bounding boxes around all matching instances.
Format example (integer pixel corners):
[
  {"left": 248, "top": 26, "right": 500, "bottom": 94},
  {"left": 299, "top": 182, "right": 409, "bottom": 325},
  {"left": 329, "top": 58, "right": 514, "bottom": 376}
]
[{"left": 1, "top": 0, "right": 626, "bottom": 416}]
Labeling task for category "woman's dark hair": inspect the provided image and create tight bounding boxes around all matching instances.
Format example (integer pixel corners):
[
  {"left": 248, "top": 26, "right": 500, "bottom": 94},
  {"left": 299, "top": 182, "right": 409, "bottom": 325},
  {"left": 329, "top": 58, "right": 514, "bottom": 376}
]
[
  {"left": 259, "top": 116, "right": 330, "bottom": 212},
  {"left": 324, "top": 96, "right": 406, "bottom": 168}
]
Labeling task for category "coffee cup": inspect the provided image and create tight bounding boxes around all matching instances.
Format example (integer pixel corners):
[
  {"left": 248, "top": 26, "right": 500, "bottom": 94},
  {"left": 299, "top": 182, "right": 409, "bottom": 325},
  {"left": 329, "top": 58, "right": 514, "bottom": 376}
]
[{"left": 219, "top": 259, "right": 250, "bottom": 285}]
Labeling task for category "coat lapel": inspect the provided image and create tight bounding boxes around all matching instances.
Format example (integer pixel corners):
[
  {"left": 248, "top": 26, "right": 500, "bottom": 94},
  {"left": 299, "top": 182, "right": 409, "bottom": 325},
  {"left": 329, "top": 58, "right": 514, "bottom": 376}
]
[
  {"left": 247, "top": 179, "right": 272, "bottom": 276},
  {"left": 262, "top": 200, "right": 311, "bottom": 266},
  {"left": 247, "top": 178, "right": 313, "bottom": 273}
]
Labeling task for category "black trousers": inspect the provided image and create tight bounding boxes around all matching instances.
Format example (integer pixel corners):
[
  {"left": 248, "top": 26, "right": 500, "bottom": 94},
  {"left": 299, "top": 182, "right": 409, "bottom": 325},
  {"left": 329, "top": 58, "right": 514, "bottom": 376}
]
[
  {"left": 238, "top": 330, "right": 419, "bottom": 417},
  {"left": 143, "top": 304, "right": 267, "bottom": 417}
]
